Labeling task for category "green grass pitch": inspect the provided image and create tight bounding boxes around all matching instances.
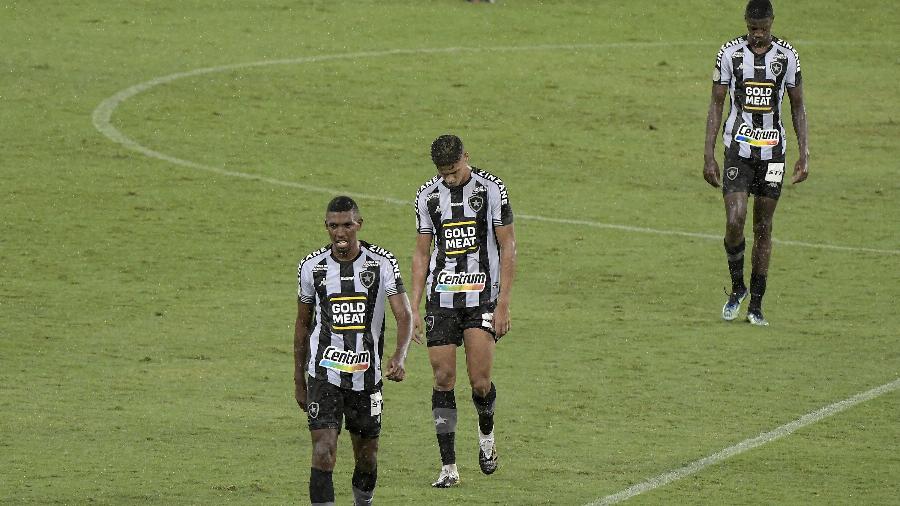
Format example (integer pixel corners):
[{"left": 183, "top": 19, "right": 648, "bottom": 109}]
[{"left": 1, "top": 1, "right": 898, "bottom": 504}]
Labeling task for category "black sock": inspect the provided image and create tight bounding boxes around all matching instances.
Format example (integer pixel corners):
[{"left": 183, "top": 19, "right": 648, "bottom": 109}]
[
  {"left": 310, "top": 467, "right": 334, "bottom": 505},
  {"left": 472, "top": 383, "right": 497, "bottom": 435},
  {"left": 432, "top": 389, "right": 457, "bottom": 465},
  {"left": 724, "top": 239, "right": 746, "bottom": 293},
  {"left": 352, "top": 466, "right": 377, "bottom": 504},
  {"left": 748, "top": 272, "right": 767, "bottom": 312}
]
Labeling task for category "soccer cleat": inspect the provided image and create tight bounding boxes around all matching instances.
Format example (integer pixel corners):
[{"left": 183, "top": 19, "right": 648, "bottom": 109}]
[
  {"left": 746, "top": 310, "right": 769, "bottom": 326},
  {"left": 478, "top": 432, "right": 499, "bottom": 475},
  {"left": 431, "top": 465, "right": 460, "bottom": 488},
  {"left": 721, "top": 288, "right": 748, "bottom": 321}
]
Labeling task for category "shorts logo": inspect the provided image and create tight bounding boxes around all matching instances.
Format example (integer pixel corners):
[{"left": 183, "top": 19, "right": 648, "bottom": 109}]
[
  {"left": 741, "top": 80, "right": 775, "bottom": 113},
  {"left": 329, "top": 294, "right": 368, "bottom": 332},
  {"left": 370, "top": 391, "right": 383, "bottom": 417},
  {"left": 765, "top": 162, "right": 785, "bottom": 183},
  {"left": 319, "top": 346, "right": 370, "bottom": 373},
  {"left": 435, "top": 270, "right": 487, "bottom": 293},
  {"left": 726, "top": 167, "right": 739, "bottom": 181},
  {"left": 735, "top": 123, "right": 780, "bottom": 147},
  {"left": 308, "top": 402, "right": 320, "bottom": 419},
  {"left": 770, "top": 61, "right": 783, "bottom": 76},
  {"left": 359, "top": 270, "right": 375, "bottom": 289},
  {"left": 468, "top": 195, "right": 484, "bottom": 212},
  {"left": 442, "top": 220, "right": 479, "bottom": 256},
  {"left": 481, "top": 312, "right": 494, "bottom": 331},
  {"left": 425, "top": 315, "right": 435, "bottom": 332}
]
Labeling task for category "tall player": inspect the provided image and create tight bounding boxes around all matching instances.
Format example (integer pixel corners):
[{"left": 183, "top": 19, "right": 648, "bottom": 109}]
[
  {"left": 412, "top": 134, "right": 517, "bottom": 487},
  {"left": 703, "top": 0, "right": 809, "bottom": 326},
  {"left": 294, "top": 196, "right": 416, "bottom": 506}
]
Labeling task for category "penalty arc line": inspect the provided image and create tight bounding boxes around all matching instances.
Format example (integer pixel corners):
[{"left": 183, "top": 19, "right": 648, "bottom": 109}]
[
  {"left": 585, "top": 376, "right": 900, "bottom": 505},
  {"left": 92, "top": 44, "right": 900, "bottom": 256}
]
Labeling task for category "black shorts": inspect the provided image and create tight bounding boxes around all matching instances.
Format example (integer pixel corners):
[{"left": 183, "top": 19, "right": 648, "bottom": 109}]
[
  {"left": 722, "top": 154, "right": 786, "bottom": 200},
  {"left": 306, "top": 375, "right": 382, "bottom": 438},
  {"left": 425, "top": 301, "right": 497, "bottom": 347}
]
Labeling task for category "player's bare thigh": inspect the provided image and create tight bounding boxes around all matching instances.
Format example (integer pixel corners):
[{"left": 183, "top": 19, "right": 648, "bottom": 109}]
[{"left": 428, "top": 344, "right": 457, "bottom": 390}]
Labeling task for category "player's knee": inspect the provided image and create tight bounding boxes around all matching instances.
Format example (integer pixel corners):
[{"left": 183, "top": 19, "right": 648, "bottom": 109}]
[
  {"left": 753, "top": 219, "right": 773, "bottom": 237},
  {"left": 470, "top": 378, "right": 492, "bottom": 397},
  {"left": 433, "top": 368, "right": 456, "bottom": 390},
  {"left": 312, "top": 440, "right": 337, "bottom": 470},
  {"left": 355, "top": 450, "right": 377, "bottom": 472}
]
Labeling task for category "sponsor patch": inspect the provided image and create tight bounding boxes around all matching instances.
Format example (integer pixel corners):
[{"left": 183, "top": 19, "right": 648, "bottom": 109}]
[
  {"left": 741, "top": 80, "right": 776, "bottom": 113},
  {"left": 318, "top": 345, "right": 370, "bottom": 373},
  {"left": 442, "top": 220, "right": 479, "bottom": 256},
  {"left": 370, "top": 391, "right": 383, "bottom": 417},
  {"left": 765, "top": 163, "right": 785, "bottom": 183},
  {"left": 735, "top": 123, "right": 780, "bottom": 147},
  {"left": 435, "top": 270, "right": 486, "bottom": 293},
  {"left": 328, "top": 293, "right": 368, "bottom": 332}
]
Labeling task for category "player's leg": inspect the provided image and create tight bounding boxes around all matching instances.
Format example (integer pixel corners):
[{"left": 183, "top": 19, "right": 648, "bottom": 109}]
[
  {"left": 346, "top": 387, "right": 382, "bottom": 505},
  {"left": 307, "top": 377, "right": 342, "bottom": 505},
  {"left": 722, "top": 190, "right": 750, "bottom": 319},
  {"left": 463, "top": 323, "right": 499, "bottom": 475},
  {"left": 428, "top": 343, "right": 460, "bottom": 487},
  {"left": 748, "top": 195, "right": 778, "bottom": 325}
]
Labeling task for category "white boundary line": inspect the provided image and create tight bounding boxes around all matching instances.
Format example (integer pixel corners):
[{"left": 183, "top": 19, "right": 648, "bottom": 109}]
[
  {"left": 91, "top": 44, "right": 900, "bottom": 255},
  {"left": 586, "top": 377, "right": 900, "bottom": 505}
]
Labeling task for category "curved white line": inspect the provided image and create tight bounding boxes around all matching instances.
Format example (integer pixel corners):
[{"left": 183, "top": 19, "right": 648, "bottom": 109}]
[{"left": 92, "top": 44, "right": 900, "bottom": 255}]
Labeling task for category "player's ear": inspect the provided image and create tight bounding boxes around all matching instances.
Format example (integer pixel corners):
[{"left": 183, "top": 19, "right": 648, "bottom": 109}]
[{"left": 356, "top": 217, "right": 364, "bottom": 229}]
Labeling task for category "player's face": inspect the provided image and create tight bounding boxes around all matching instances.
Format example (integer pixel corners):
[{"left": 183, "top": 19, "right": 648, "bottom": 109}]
[
  {"left": 436, "top": 152, "right": 471, "bottom": 187},
  {"left": 745, "top": 17, "right": 773, "bottom": 50},
  {"left": 325, "top": 211, "right": 362, "bottom": 257}
]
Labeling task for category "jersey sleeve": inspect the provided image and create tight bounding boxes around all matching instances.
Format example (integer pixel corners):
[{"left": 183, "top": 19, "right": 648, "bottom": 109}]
[
  {"left": 381, "top": 254, "right": 405, "bottom": 296},
  {"left": 298, "top": 261, "right": 315, "bottom": 304},
  {"left": 785, "top": 47, "right": 801, "bottom": 88},
  {"left": 714, "top": 43, "right": 733, "bottom": 85},
  {"left": 488, "top": 177, "right": 514, "bottom": 227},
  {"left": 415, "top": 192, "right": 435, "bottom": 235}
]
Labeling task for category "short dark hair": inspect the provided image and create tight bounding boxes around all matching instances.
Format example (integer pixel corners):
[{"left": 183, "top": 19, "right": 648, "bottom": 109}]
[
  {"left": 745, "top": 0, "right": 774, "bottom": 19},
  {"left": 326, "top": 195, "right": 359, "bottom": 214},
  {"left": 431, "top": 134, "right": 464, "bottom": 167}
]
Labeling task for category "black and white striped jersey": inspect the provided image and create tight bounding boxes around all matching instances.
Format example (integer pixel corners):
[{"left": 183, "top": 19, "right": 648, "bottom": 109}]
[
  {"left": 414, "top": 167, "right": 514, "bottom": 309},
  {"left": 297, "top": 241, "right": 405, "bottom": 391},
  {"left": 714, "top": 35, "right": 802, "bottom": 160}
]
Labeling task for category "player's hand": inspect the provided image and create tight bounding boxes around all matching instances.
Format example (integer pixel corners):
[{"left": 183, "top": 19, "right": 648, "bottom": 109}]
[
  {"left": 412, "top": 311, "right": 425, "bottom": 344},
  {"left": 792, "top": 156, "right": 809, "bottom": 184},
  {"left": 493, "top": 302, "right": 511, "bottom": 339},
  {"left": 295, "top": 381, "right": 307, "bottom": 412},
  {"left": 385, "top": 354, "right": 407, "bottom": 382},
  {"left": 703, "top": 158, "right": 721, "bottom": 188}
]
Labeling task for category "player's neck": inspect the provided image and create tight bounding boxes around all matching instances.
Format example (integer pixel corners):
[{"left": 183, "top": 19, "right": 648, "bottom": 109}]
[{"left": 331, "top": 242, "right": 361, "bottom": 262}]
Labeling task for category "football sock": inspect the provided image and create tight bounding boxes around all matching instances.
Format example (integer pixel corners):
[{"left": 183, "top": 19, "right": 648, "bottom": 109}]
[
  {"left": 310, "top": 467, "right": 335, "bottom": 506},
  {"left": 352, "top": 466, "right": 377, "bottom": 505},
  {"left": 724, "top": 239, "right": 746, "bottom": 293},
  {"left": 748, "top": 272, "right": 767, "bottom": 312},
  {"left": 432, "top": 389, "right": 457, "bottom": 465},
  {"left": 472, "top": 382, "right": 496, "bottom": 435}
]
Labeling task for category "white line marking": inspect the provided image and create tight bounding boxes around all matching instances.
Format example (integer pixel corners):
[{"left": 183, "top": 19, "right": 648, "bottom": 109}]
[
  {"left": 91, "top": 44, "right": 900, "bottom": 256},
  {"left": 586, "top": 377, "right": 900, "bottom": 505}
]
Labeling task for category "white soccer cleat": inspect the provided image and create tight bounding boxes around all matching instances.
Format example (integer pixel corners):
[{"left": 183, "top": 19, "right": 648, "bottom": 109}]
[
  {"left": 478, "top": 431, "right": 499, "bottom": 475},
  {"left": 722, "top": 288, "right": 748, "bottom": 321},
  {"left": 746, "top": 310, "right": 769, "bottom": 326},
  {"left": 431, "top": 464, "right": 460, "bottom": 488}
]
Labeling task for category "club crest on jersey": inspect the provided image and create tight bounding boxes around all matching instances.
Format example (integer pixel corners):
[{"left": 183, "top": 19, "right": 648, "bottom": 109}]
[
  {"left": 442, "top": 220, "right": 479, "bottom": 256},
  {"left": 435, "top": 270, "right": 487, "bottom": 293},
  {"left": 328, "top": 293, "right": 368, "bottom": 333},
  {"left": 726, "top": 167, "right": 739, "bottom": 180},
  {"left": 770, "top": 61, "right": 783, "bottom": 76},
  {"left": 735, "top": 124, "right": 780, "bottom": 147},
  {"left": 359, "top": 270, "right": 375, "bottom": 289},
  {"left": 319, "top": 346, "right": 370, "bottom": 373},
  {"left": 468, "top": 194, "right": 484, "bottom": 212}
]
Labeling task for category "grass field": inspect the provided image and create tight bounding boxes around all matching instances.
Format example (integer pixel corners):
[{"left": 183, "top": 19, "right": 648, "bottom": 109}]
[{"left": 2, "top": 1, "right": 898, "bottom": 504}]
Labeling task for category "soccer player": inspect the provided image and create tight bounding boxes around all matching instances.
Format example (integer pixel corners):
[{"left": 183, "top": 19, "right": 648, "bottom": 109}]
[
  {"left": 703, "top": 0, "right": 809, "bottom": 326},
  {"left": 294, "top": 196, "right": 416, "bottom": 506},
  {"left": 411, "top": 134, "right": 517, "bottom": 487}
]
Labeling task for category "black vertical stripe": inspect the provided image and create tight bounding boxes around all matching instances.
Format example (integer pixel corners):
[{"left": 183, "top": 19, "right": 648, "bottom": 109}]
[
  {"left": 339, "top": 260, "right": 357, "bottom": 390},
  {"left": 312, "top": 258, "right": 330, "bottom": 379},
  {"left": 772, "top": 49, "right": 787, "bottom": 157},
  {"left": 751, "top": 51, "right": 767, "bottom": 159},
  {"left": 727, "top": 50, "right": 745, "bottom": 159},
  {"left": 362, "top": 254, "right": 380, "bottom": 391},
  {"left": 450, "top": 185, "right": 467, "bottom": 308},
  {"left": 475, "top": 182, "right": 492, "bottom": 306},
  {"left": 428, "top": 188, "right": 443, "bottom": 307}
]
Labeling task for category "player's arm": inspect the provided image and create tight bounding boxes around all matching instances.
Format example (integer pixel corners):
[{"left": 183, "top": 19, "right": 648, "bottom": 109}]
[
  {"left": 787, "top": 83, "right": 809, "bottom": 184},
  {"left": 703, "top": 83, "right": 728, "bottom": 188},
  {"left": 384, "top": 293, "right": 414, "bottom": 382},
  {"left": 410, "top": 232, "right": 433, "bottom": 343},
  {"left": 493, "top": 223, "right": 517, "bottom": 338},
  {"left": 293, "top": 301, "right": 314, "bottom": 411}
]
